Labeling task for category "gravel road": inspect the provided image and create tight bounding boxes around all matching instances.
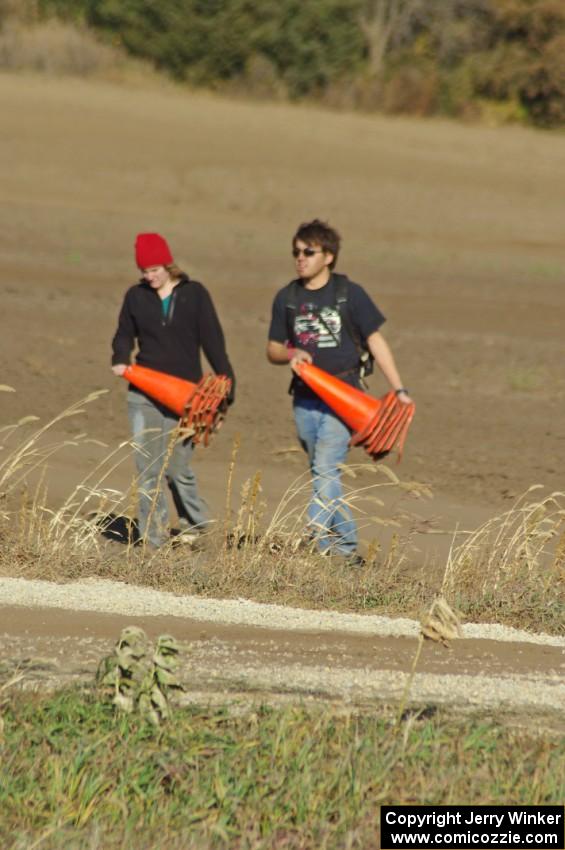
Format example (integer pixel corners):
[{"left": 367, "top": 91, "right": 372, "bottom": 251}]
[{"left": 1, "top": 577, "right": 564, "bottom": 727}]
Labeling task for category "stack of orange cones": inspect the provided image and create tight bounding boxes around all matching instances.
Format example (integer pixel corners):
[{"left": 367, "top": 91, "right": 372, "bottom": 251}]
[
  {"left": 294, "top": 362, "right": 415, "bottom": 461},
  {"left": 122, "top": 364, "right": 231, "bottom": 446}
]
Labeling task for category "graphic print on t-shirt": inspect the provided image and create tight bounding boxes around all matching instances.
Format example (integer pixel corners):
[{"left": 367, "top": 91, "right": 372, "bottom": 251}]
[{"left": 294, "top": 303, "right": 341, "bottom": 350}]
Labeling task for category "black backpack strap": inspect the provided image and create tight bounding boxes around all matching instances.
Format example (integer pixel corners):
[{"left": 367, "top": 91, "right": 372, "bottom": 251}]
[
  {"left": 332, "top": 274, "right": 361, "bottom": 351},
  {"left": 332, "top": 273, "right": 374, "bottom": 384},
  {"left": 285, "top": 279, "right": 301, "bottom": 344}
]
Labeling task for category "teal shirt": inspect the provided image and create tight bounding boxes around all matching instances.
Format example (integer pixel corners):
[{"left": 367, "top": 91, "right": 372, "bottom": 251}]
[{"left": 161, "top": 294, "right": 172, "bottom": 318}]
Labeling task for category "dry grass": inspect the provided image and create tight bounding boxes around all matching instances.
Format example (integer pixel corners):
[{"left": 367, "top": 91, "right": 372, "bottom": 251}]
[
  {"left": 443, "top": 486, "right": 565, "bottom": 631},
  {"left": 0, "top": 397, "right": 562, "bottom": 635},
  {"left": 0, "top": 19, "right": 123, "bottom": 76},
  {"left": 0, "top": 390, "right": 134, "bottom": 564},
  {"left": 0, "top": 6, "right": 158, "bottom": 84}
]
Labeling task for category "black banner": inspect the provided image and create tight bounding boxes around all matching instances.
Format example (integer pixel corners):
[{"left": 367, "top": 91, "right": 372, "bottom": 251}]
[{"left": 381, "top": 806, "right": 564, "bottom": 849}]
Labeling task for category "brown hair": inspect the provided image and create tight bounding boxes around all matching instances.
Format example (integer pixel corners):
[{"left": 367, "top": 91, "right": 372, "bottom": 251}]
[
  {"left": 166, "top": 263, "right": 186, "bottom": 280},
  {"left": 292, "top": 219, "right": 341, "bottom": 269}
]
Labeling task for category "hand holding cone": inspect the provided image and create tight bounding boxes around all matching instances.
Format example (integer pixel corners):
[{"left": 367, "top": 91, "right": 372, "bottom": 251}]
[
  {"left": 122, "top": 364, "right": 231, "bottom": 446},
  {"left": 294, "top": 361, "right": 415, "bottom": 461}
]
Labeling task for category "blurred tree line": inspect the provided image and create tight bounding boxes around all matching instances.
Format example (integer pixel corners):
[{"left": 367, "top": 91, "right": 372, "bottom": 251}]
[{"left": 6, "top": 0, "right": 565, "bottom": 126}]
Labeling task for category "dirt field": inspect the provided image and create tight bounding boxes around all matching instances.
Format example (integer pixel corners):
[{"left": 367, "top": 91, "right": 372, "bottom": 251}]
[{"left": 1, "top": 71, "right": 565, "bottom": 557}]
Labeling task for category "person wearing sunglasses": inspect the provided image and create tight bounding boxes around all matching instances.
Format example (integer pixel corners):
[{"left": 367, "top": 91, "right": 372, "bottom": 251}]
[{"left": 267, "top": 219, "right": 412, "bottom": 567}]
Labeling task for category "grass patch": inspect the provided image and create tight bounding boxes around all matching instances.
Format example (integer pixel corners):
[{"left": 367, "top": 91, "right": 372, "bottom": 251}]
[
  {"left": 0, "top": 687, "right": 564, "bottom": 849},
  {"left": 507, "top": 366, "right": 544, "bottom": 394}
]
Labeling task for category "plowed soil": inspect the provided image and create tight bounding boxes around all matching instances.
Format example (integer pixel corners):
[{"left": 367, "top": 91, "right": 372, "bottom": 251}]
[{"left": 2, "top": 74, "right": 565, "bottom": 521}]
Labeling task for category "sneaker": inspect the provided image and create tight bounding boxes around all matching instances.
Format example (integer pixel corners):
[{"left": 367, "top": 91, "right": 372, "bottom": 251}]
[
  {"left": 174, "top": 530, "right": 200, "bottom": 545},
  {"left": 225, "top": 531, "right": 261, "bottom": 550},
  {"left": 171, "top": 528, "right": 203, "bottom": 549},
  {"left": 295, "top": 531, "right": 318, "bottom": 553},
  {"left": 320, "top": 549, "right": 365, "bottom": 568},
  {"left": 343, "top": 553, "right": 366, "bottom": 569}
]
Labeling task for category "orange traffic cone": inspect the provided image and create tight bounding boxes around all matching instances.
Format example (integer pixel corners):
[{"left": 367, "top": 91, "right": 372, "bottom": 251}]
[
  {"left": 122, "top": 364, "right": 231, "bottom": 446},
  {"left": 294, "top": 362, "right": 415, "bottom": 461}
]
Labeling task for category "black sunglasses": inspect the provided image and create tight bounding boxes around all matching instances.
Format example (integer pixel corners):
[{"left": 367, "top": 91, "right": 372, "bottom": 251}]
[{"left": 292, "top": 247, "right": 323, "bottom": 258}]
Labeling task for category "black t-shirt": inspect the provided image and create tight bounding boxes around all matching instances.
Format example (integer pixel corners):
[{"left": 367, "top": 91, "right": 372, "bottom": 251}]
[{"left": 268, "top": 273, "right": 385, "bottom": 397}]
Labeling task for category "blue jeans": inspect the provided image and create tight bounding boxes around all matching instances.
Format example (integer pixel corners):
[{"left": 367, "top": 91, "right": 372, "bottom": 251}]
[
  {"left": 128, "top": 392, "right": 210, "bottom": 547},
  {"left": 293, "top": 397, "right": 357, "bottom": 555}
]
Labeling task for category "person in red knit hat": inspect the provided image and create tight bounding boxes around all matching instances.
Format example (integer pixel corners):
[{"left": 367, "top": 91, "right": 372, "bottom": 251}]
[
  {"left": 112, "top": 232, "right": 235, "bottom": 548},
  {"left": 134, "top": 232, "right": 174, "bottom": 268}
]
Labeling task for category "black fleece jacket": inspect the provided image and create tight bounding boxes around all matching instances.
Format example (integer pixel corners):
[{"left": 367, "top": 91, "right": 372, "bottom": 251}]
[{"left": 112, "top": 275, "right": 235, "bottom": 401}]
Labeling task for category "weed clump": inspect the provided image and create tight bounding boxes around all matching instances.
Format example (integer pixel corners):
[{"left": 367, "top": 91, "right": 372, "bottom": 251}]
[
  {"left": 96, "top": 626, "right": 184, "bottom": 727},
  {"left": 444, "top": 487, "right": 565, "bottom": 633}
]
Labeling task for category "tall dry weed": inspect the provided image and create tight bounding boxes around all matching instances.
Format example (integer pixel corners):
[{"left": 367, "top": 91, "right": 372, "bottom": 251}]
[
  {"left": 1, "top": 393, "right": 562, "bottom": 633},
  {"left": 0, "top": 391, "right": 137, "bottom": 571},
  {"left": 443, "top": 486, "right": 565, "bottom": 630}
]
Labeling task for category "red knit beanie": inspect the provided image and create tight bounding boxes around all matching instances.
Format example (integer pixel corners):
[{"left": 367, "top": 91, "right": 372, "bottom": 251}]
[{"left": 135, "top": 233, "right": 173, "bottom": 269}]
